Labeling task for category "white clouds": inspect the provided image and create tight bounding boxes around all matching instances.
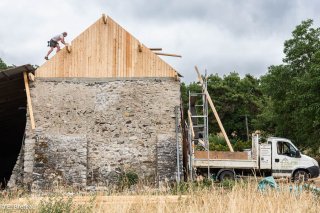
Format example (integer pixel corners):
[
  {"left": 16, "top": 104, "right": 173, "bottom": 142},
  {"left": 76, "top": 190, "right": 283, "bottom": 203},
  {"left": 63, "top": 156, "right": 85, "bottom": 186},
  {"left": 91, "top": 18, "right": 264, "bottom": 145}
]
[{"left": 0, "top": 0, "right": 319, "bottom": 82}]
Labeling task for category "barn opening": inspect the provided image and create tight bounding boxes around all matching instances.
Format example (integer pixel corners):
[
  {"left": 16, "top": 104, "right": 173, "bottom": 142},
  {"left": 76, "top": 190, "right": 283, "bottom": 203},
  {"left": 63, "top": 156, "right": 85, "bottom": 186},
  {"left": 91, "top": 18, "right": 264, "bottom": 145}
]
[{"left": 0, "top": 65, "right": 34, "bottom": 189}]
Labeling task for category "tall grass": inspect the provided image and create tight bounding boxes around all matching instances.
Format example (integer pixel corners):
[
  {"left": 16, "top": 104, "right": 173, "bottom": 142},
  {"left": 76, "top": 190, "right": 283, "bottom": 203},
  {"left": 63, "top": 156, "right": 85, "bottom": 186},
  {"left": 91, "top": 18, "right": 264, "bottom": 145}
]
[{"left": 1, "top": 180, "right": 319, "bottom": 213}]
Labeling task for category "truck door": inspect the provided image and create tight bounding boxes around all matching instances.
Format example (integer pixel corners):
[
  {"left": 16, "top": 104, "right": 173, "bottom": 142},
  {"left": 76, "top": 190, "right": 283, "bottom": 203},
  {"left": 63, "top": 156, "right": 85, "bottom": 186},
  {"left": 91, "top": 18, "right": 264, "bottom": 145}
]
[
  {"left": 272, "top": 140, "right": 299, "bottom": 177},
  {"left": 260, "top": 144, "right": 272, "bottom": 169}
]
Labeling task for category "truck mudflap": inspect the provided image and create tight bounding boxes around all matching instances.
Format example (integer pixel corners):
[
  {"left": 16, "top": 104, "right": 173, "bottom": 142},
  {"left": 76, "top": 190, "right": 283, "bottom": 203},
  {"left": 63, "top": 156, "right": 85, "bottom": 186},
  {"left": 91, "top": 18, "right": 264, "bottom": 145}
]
[{"left": 307, "top": 166, "right": 320, "bottom": 178}]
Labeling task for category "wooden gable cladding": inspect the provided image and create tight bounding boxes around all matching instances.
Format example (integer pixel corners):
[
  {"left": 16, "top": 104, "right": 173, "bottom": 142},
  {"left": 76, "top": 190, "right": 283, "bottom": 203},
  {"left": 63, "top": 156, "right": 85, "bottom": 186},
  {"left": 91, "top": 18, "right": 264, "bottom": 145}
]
[{"left": 36, "top": 15, "right": 179, "bottom": 78}]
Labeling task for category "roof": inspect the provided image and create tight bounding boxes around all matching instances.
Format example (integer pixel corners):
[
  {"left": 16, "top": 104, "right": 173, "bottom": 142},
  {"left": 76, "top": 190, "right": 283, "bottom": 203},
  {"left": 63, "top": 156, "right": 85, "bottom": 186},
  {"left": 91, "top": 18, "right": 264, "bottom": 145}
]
[
  {"left": 0, "top": 64, "right": 34, "bottom": 81},
  {"left": 37, "top": 14, "right": 182, "bottom": 79},
  {"left": 0, "top": 65, "right": 35, "bottom": 128}
]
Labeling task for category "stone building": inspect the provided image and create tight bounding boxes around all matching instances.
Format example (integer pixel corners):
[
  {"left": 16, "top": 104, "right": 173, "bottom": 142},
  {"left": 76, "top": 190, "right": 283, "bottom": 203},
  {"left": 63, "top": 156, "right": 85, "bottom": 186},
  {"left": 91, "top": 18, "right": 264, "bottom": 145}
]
[{"left": 3, "top": 14, "right": 183, "bottom": 190}]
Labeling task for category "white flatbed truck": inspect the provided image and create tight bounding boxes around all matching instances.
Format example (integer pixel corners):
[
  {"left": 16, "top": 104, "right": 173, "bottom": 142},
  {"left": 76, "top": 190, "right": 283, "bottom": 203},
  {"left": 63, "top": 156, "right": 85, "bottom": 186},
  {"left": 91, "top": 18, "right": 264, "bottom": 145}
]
[{"left": 190, "top": 133, "right": 319, "bottom": 181}]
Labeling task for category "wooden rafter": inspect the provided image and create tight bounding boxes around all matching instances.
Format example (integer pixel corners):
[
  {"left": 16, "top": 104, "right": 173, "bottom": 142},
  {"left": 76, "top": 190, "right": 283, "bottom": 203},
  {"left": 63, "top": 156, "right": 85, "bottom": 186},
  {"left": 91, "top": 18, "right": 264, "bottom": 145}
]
[{"left": 155, "top": 52, "right": 182, "bottom": 57}]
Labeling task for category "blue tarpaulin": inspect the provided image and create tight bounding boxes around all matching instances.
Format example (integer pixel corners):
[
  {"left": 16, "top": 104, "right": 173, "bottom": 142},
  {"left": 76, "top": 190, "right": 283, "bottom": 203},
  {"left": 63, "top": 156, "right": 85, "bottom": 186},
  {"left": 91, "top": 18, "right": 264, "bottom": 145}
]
[
  {"left": 258, "top": 176, "right": 279, "bottom": 191},
  {"left": 258, "top": 176, "right": 320, "bottom": 194}
]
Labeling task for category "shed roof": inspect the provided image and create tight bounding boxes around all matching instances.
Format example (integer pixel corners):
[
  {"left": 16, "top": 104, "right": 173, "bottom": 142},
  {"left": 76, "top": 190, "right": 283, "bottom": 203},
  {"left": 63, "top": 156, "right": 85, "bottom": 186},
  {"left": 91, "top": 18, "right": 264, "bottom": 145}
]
[{"left": 0, "top": 65, "right": 35, "bottom": 127}]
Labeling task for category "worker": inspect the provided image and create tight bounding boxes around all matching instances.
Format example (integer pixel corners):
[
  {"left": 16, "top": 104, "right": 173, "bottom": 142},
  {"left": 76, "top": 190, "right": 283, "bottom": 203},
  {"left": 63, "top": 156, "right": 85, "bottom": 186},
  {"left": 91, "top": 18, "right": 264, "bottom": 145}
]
[{"left": 45, "top": 32, "right": 68, "bottom": 60}]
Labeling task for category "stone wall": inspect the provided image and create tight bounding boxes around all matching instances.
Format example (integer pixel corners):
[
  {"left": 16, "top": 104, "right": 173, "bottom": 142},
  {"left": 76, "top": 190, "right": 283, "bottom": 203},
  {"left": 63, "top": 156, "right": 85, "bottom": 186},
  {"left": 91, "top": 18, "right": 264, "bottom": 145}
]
[{"left": 9, "top": 78, "right": 182, "bottom": 189}]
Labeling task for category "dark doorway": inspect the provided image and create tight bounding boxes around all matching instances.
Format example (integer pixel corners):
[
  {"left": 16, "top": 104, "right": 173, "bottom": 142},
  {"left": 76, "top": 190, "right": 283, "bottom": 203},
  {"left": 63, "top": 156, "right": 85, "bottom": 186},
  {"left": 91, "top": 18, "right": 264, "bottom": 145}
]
[{"left": 0, "top": 65, "right": 34, "bottom": 189}]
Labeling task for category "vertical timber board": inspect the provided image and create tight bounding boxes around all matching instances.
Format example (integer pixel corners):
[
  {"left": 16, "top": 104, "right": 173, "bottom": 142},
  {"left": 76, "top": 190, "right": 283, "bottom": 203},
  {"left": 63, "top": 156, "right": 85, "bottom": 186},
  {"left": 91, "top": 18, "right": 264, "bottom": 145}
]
[
  {"left": 125, "top": 31, "right": 131, "bottom": 77},
  {"left": 84, "top": 28, "right": 88, "bottom": 77},
  {"left": 142, "top": 43, "right": 146, "bottom": 77},
  {"left": 131, "top": 38, "right": 137, "bottom": 77},
  {"left": 122, "top": 25, "right": 127, "bottom": 77},
  {"left": 111, "top": 19, "right": 117, "bottom": 77},
  {"left": 106, "top": 16, "right": 112, "bottom": 77},
  {"left": 119, "top": 23, "right": 124, "bottom": 77},
  {"left": 119, "top": 24, "right": 123, "bottom": 77},
  {"left": 98, "top": 17, "right": 104, "bottom": 77},
  {"left": 116, "top": 22, "right": 120, "bottom": 77},
  {"left": 120, "top": 24, "right": 124, "bottom": 77},
  {"left": 97, "top": 17, "right": 103, "bottom": 77}
]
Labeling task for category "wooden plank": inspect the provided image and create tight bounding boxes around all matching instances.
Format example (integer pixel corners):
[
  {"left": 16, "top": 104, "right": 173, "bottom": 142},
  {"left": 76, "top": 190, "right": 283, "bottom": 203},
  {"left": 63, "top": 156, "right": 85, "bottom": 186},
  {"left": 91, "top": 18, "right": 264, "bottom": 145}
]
[
  {"left": 195, "top": 66, "right": 234, "bottom": 152},
  {"left": 107, "top": 17, "right": 113, "bottom": 77},
  {"left": 120, "top": 25, "right": 125, "bottom": 77},
  {"left": 23, "top": 72, "right": 35, "bottom": 130},
  {"left": 101, "top": 16, "right": 108, "bottom": 77},
  {"left": 150, "top": 48, "right": 162, "bottom": 51}
]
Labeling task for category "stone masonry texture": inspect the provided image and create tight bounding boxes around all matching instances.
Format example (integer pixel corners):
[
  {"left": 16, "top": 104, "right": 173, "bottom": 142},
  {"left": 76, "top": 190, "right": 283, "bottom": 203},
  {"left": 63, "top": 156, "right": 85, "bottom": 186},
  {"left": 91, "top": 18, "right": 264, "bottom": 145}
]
[{"left": 9, "top": 78, "right": 182, "bottom": 190}]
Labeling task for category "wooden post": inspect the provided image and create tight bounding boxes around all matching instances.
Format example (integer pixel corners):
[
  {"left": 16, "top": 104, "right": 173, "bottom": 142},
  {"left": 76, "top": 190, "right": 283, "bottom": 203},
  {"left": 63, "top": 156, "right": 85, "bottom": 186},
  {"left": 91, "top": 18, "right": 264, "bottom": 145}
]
[
  {"left": 23, "top": 72, "right": 35, "bottom": 130},
  {"left": 102, "top": 13, "right": 107, "bottom": 24},
  {"left": 66, "top": 44, "right": 72, "bottom": 53},
  {"left": 138, "top": 43, "right": 143, "bottom": 52},
  {"left": 195, "top": 66, "right": 234, "bottom": 152}
]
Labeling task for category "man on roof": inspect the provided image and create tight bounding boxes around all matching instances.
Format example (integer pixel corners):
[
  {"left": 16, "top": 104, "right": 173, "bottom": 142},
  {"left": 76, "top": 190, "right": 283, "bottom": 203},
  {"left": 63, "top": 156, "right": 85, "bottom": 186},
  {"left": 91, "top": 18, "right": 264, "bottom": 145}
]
[{"left": 45, "top": 32, "right": 68, "bottom": 60}]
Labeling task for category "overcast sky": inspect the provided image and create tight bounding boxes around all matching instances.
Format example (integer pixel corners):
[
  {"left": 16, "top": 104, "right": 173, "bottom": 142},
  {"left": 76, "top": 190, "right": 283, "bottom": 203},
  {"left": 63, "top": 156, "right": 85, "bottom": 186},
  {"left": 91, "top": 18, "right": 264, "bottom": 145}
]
[{"left": 0, "top": 0, "right": 319, "bottom": 82}]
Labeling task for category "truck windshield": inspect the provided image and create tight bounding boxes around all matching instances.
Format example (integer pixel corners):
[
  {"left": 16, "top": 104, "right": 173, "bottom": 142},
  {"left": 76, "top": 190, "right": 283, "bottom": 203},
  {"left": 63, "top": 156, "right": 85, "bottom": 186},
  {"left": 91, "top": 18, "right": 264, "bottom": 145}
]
[{"left": 277, "top": 141, "right": 297, "bottom": 157}]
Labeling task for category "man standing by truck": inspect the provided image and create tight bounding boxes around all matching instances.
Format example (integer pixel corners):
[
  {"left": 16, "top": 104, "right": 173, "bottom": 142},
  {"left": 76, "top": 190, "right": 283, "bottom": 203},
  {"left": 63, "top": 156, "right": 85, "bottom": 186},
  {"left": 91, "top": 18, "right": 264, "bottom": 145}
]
[{"left": 45, "top": 32, "right": 68, "bottom": 60}]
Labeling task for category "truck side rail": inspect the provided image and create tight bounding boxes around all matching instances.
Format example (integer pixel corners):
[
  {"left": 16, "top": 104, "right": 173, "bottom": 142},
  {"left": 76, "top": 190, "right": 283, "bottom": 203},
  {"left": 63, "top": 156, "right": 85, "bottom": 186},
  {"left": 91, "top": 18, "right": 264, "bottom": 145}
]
[{"left": 193, "top": 158, "right": 258, "bottom": 169}]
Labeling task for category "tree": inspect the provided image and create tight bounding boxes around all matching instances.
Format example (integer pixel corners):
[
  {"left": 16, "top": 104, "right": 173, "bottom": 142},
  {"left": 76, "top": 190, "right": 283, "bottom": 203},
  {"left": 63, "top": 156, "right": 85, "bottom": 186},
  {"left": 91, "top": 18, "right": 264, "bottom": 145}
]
[
  {"left": 260, "top": 19, "right": 320, "bottom": 154},
  {"left": 181, "top": 72, "right": 265, "bottom": 143},
  {"left": 206, "top": 73, "right": 264, "bottom": 141},
  {"left": 0, "top": 58, "right": 7, "bottom": 70}
]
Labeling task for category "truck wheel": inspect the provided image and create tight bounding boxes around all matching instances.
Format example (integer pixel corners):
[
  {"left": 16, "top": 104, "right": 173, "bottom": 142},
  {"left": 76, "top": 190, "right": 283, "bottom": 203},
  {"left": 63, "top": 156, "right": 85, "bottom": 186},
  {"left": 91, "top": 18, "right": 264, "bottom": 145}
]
[
  {"left": 218, "top": 170, "right": 235, "bottom": 182},
  {"left": 293, "top": 170, "right": 309, "bottom": 182}
]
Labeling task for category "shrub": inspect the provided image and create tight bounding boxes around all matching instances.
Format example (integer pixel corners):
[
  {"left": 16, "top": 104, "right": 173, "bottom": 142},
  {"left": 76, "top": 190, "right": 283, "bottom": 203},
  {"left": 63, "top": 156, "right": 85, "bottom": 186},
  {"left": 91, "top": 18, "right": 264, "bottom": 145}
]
[
  {"left": 118, "top": 171, "right": 139, "bottom": 190},
  {"left": 39, "top": 196, "right": 73, "bottom": 213},
  {"left": 38, "top": 194, "right": 94, "bottom": 213}
]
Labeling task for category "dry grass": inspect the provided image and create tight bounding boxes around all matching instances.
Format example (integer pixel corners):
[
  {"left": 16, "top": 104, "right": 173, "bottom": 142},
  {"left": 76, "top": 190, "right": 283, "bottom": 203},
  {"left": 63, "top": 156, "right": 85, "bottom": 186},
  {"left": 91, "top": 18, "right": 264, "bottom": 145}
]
[{"left": 1, "top": 180, "right": 319, "bottom": 213}]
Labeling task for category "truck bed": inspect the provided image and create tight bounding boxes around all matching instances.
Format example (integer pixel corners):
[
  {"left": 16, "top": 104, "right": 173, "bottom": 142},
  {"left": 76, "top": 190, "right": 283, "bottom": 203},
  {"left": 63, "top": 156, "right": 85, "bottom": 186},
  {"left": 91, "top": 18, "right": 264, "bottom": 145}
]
[
  {"left": 193, "top": 151, "right": 258, "bottom": 169},
  {"left": 193, "top": 158, "right": 258, "bottom": 169},
  {"left": 194, "top": 151, "right": 248, "bottom": 160}
]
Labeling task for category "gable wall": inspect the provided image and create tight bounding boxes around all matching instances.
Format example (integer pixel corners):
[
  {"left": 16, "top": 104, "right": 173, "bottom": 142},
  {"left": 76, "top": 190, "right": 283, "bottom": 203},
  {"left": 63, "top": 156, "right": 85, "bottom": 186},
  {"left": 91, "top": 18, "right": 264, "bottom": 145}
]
[{"left": 37, "top": 16, "right": 178, "bottom": 78}]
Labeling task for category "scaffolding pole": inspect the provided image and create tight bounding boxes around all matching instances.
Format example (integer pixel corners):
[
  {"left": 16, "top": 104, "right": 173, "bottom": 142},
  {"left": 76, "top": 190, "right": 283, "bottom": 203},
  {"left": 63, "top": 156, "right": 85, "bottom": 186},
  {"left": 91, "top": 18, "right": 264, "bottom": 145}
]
[{"left": 175, "top": 106, "right": 181, "bottom": 183}]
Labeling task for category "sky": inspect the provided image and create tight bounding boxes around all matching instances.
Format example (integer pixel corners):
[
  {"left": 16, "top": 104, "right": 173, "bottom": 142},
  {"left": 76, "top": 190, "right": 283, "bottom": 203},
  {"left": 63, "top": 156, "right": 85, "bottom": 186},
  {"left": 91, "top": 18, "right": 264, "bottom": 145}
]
[{"left": 0, "top": 0, "right": 320, "bottom": 83}]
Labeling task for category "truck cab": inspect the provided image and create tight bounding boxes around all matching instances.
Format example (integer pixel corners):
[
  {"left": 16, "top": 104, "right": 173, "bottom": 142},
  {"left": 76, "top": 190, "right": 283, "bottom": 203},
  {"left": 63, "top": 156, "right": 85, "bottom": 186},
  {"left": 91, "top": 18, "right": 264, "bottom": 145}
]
[{"left": 260, "top": 137, "right": 319, "bottom": 180}]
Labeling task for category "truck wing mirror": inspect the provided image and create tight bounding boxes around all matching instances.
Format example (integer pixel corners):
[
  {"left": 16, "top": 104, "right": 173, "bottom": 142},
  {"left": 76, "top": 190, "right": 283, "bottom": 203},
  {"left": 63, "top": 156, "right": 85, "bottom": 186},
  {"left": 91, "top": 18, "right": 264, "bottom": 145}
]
[{"left": 296, "top": 150, "right": 301, "bottom": 158}]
